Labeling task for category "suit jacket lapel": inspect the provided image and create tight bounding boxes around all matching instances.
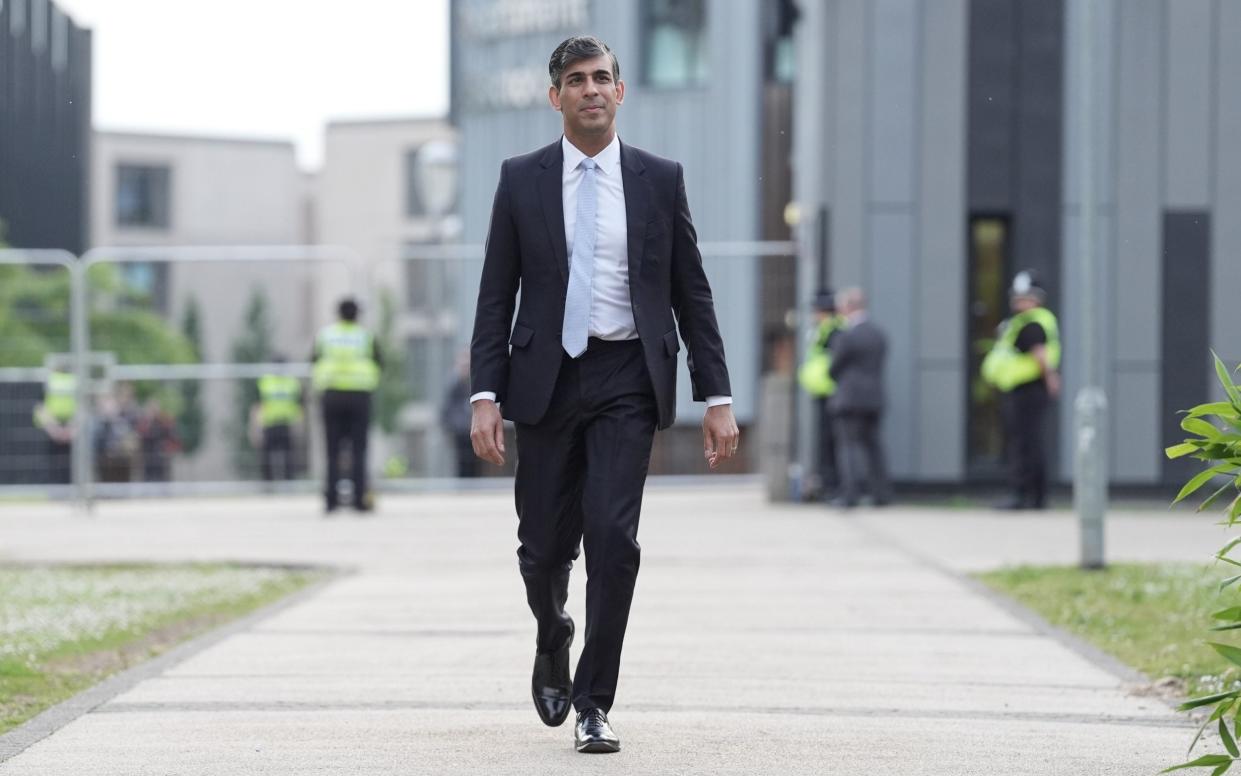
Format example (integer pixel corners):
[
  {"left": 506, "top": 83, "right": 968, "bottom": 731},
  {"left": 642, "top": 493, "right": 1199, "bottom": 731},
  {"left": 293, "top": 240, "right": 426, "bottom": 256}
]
[
  {"left": 536, "top": 141, "right": 569, "bottom": 285},
  {"left": 620, "top": 141, "right": 649, "bottom": 284}
]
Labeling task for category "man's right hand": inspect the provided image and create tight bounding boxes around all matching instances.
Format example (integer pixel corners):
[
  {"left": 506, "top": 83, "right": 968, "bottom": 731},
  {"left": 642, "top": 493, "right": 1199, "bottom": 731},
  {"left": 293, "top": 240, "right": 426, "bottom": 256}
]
[{"left": 470, "top": 399, "right": 506, "bottom": 466}]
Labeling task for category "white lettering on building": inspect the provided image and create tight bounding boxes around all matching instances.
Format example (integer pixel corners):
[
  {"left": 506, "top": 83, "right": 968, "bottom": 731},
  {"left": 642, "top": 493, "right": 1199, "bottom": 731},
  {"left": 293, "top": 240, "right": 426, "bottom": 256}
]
[{"left": 459, "top": 0, "right": 589, "bottom": 40}]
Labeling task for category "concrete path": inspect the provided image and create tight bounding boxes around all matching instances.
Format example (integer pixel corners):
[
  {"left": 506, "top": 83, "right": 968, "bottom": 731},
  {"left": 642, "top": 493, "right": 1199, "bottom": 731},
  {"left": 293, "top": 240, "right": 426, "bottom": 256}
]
[{"left": 0, "top": 487, "right": 1211, "bottom": 774}]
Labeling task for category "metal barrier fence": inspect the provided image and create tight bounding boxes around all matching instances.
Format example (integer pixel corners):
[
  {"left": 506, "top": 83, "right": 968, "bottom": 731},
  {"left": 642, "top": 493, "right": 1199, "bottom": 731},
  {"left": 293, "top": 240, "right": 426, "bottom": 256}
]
[
  {"left": 1, "top": 242, "right": 796, "bottom": 508},
  {"left": 0, "top": 249, "right": 81, "bottom": 500}
]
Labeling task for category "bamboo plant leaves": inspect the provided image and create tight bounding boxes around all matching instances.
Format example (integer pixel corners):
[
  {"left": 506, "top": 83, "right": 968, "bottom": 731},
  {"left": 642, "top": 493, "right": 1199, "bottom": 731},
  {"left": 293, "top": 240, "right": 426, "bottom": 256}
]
[{"left": 1166, "top": 355, "right": 1241, "bottom": 773}]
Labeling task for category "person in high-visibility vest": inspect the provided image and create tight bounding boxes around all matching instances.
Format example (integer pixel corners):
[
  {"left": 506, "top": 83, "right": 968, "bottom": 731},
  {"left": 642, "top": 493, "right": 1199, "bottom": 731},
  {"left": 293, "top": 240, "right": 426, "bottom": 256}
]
[
  {"left": 797, "top": 289, "right": 845, "bottom": 501},
  {"left": 312, "top": 298, "right": 382, "bottom": 513},
  {"left": 981, "top": 270, "right": 1062, "bottom": 510},
  {"left": 33, "top": 367, "right": 76, "bottom": 485},
  {"left": 252, "top": 355, "right": 303, "bottom": 483}
]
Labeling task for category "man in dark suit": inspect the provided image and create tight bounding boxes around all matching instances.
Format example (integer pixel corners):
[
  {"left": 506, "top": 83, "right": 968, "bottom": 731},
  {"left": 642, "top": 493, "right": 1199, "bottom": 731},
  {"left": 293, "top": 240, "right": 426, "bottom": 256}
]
[
  {"left": 469, "top": 35, "right": 738, "bottom": 754},
  {"left": 828, "top": 287, "right": 891, "bottom": 507}
]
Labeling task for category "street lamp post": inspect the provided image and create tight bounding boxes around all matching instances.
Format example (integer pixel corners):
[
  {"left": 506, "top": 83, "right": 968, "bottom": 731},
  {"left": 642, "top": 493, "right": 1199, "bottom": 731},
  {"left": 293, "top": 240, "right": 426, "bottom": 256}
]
[
  {"left": 1074, "top": 0, "right": 1107, "bottom": 569},
  {"left": 413, "top": 139, "right": 459, "bottom": 478}
]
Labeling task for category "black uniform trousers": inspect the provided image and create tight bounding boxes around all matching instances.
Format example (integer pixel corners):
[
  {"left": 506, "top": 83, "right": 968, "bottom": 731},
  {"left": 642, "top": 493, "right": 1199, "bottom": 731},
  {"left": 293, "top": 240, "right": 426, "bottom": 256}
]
[
  {"left": 322, "top": 389, "right": 371, "bottom": 509},
  {"left": 815, "top": 397, "right": 839, "bottom": 497},
  {"left": 261, "top": 424, "right": 294, "bottom": 482},
  {"left": 1001, "top": 381, "right": 1049, "bottom": 507},
  {"left": 834, "top": 410, "right": 892, "bottom": 505},
  {"left": 513, "top": 338, "right": 657, "bottom": 714},
  {"left": 47, "top": 439, "right": 71, "bottom": 485}
]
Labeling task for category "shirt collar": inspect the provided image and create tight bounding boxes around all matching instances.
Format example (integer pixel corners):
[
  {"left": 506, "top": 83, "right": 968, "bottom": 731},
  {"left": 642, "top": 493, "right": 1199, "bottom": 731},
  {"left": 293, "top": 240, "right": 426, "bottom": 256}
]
[{"left": 562, "top": 134, "right": 621, "bottom": 175}]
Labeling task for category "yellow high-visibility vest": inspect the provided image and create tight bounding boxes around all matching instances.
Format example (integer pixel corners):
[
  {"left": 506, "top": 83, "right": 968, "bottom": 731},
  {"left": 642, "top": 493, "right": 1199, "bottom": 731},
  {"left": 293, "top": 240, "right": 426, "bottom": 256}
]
[
  {"left": 312, "top": 322, "right": 379, "bottom": 392},
  {"left": 38, "top": 371, "right": 77, "bottom": 425},
  {"left": 258, "top": 374, "right": 303, "bottom": 427},
  {"left": 798, "top": 316, "right": 845, "bottom": 398},
  {"left": 981, "top": 307, "right": 1061, "bottom": 392}
]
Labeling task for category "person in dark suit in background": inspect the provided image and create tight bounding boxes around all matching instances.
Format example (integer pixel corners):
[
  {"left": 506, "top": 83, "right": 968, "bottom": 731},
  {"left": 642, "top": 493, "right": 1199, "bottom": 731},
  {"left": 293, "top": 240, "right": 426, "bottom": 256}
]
[
  {"left": 440, "top": 351, "right": 478, "bottom": 478},
  {"left": 829, "top": 287, "right": 891, "bottom": 508},
  {"left": 469, "top": 35, "right": 738, "bottom": 754}
]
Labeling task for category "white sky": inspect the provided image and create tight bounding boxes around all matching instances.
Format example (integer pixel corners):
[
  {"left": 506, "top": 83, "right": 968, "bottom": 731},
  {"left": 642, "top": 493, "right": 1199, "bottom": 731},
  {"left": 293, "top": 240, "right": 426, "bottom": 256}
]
[{"left": 55, "top": 0, "right": 451, "bottom": 170}]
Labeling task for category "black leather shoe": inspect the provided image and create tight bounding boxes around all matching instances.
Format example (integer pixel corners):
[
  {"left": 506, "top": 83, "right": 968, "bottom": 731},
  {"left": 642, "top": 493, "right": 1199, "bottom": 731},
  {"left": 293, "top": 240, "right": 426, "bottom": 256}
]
[
  {"left": 574, "top": 708, "right": 620, "bottom": 753},
  {"left": 531, "top": 618, "right": 574, "bottom": 727}
]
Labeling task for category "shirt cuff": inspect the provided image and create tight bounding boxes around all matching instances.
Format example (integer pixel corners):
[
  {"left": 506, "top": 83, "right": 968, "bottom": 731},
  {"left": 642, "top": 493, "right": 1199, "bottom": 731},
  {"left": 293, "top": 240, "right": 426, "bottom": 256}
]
[
  {"left": 470, "top": 392, "right": 497, "bottom": 404},
  {"left": 705, "top": 395, "right": 732, "bottom": 407}
]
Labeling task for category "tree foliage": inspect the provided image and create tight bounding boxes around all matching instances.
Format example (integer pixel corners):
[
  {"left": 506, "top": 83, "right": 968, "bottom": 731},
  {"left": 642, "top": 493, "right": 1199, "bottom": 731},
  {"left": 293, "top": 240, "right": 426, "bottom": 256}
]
[
  {"left": 0, "top": 264, "right": 194, "bottom": 411},
  {"left": 373, "top": 288, "right": 410, "bottom": 434},
  {"left": 1165, "top": 353, "right": 1241, "bottom": 774},
  {"left": 177, "top": 297, "right": 206, "bottom": 455}
]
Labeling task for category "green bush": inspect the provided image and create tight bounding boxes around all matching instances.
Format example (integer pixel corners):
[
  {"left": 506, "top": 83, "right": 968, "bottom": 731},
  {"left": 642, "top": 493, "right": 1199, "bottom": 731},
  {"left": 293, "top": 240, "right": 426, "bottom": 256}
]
[{"left": 1164, "top": 353, "right": 1241, "bottom": 773}]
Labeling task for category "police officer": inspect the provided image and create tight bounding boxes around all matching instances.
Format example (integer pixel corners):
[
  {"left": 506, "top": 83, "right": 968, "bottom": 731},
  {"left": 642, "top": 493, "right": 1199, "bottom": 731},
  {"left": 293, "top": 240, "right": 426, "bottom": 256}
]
[
  {"left": 255, "top": 356, "right": 303, "bottom": 482},
  {"left": 312, "top": 298, "right": 382, "bottom": 513},
  {"left": 797, "top": 290, "right": 845, "bottom": 501},
  {"left": 982, "top": 270, "right": 1061, "bottom": 510},
  {"left": 33, "top": 367, "right": 76, "bottom": 485}
]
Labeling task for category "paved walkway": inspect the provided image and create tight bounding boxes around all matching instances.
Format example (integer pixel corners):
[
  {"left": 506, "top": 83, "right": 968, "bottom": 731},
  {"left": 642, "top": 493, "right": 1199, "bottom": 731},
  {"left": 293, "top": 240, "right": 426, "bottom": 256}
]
[{"left": 0, "top": 486, "right": 1215, "bottom": 774}]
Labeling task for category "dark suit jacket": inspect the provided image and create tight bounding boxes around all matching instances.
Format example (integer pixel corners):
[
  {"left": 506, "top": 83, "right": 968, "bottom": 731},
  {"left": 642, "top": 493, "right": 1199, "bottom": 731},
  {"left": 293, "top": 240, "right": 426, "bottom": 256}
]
[
  {"left": 828, "top": 317, "right": 887, "bottom": 414},
  {"left": 470, "top": 139, "right": 730, "bottom": 430}
]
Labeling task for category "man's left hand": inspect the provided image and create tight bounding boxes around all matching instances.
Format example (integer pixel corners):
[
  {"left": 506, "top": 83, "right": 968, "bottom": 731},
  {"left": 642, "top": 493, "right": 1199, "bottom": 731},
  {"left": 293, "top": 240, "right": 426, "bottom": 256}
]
[
  {"left": 1045, "top": 370, "right": 1062, "bottom": 399},
  {"left": 703, "top": 404, "right": 740, "bottom": 470}
]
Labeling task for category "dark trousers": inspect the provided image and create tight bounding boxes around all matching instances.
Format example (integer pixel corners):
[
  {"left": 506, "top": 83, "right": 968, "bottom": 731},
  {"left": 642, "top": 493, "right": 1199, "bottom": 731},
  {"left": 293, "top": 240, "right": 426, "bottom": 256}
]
[
  {"left": 834, "top": 410, "right": 891, "bottom": 505},
  {"left": 453, "top": 436, "right": 479, "bottom": 478},
  {"left": 513, "top": 338, "right": 657, "bottom": 714},
  {"left": 815, "top": 397, "right": 839, "bottom": 496},
  {"left": 261, "top": 424, "right": 294, "bottom": 481},
  {"left": 47, "top": 438, "right": 71, "bottom": 485},
  {"left": 322, "top": 390, "right": 371, "bottom": 509},
  {"left": 1001, "top": 383, "right": 1048, "bottom": 507}
]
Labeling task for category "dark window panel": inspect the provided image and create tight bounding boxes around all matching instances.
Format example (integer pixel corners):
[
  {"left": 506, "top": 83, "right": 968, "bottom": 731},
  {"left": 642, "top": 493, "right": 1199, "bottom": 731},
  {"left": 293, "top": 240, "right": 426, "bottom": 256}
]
[
  {"left": 115, "top": 164, "right": 171, "bottom": 229},
  {"left": 642, "top": 0, "right": 708, "bottom": 88},
  {"left": 1161, "top": 210, "right": 1211, "bottom": 485}
]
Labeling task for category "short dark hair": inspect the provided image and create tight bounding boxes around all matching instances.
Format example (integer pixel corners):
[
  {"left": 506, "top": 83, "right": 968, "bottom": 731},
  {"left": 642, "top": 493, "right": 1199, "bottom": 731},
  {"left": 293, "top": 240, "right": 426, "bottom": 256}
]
[
  {"left": 338, "top": 298, "right": 359, "bottom": 321},
  {"left": 549, "top": 35, "right": 619, "bottom": 89}
]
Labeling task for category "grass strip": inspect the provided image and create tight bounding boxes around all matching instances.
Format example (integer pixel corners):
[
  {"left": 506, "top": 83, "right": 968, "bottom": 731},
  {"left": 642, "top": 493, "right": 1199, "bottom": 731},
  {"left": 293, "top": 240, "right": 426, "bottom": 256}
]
[
  {"left": 0, "top": 563, "right": 323, "bottom": 734},
  {"left": 978, "top": 562, "right": 1241, "bottom": 699}
]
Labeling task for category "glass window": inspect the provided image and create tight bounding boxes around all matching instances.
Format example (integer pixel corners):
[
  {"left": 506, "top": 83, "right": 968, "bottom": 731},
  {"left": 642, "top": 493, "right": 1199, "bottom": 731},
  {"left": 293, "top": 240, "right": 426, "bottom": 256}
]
[
  {"left": 29, "top": 0, "right": 44, "bottom": 52},
  {"left": 10, "top": 0, "right": 25, "bottom": 37},
  {"left": 404, "top": 148, "right": 425, "bottom": 218},
  {"left": 116, "top": 165, "right": 171, "bottom": 229},
  {"left": 765, "top": 0, "right": 797, "bottom": 84},
  {"left": 50, "top": 6, "right": 67, "bottom": 71},
  {"left": 642, "top": 0, "right": 708, "bottom": 88},
  {"left": 967, "top": 215, "right": 1010, "bottom": 472}
]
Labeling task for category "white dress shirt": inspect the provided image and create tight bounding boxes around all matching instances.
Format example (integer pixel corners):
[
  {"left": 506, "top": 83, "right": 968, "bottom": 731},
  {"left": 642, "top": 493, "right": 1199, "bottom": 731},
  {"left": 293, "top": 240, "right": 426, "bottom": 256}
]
[
  {"left": 561, "top": 134, "right": 637, "bottom": 342},
  {"left": 472, "top": 135, "right": 730, "bottom": 409}
]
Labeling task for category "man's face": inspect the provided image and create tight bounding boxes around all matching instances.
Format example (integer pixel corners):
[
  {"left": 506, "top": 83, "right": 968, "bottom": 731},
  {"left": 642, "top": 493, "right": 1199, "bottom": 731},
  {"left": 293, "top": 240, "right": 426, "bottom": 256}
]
[
  {"left": 1011, "top": 295, "right": 1038, "bottom": 313},
  {"left": 549, "top": 54, "right": 624, "bottom": 137}
]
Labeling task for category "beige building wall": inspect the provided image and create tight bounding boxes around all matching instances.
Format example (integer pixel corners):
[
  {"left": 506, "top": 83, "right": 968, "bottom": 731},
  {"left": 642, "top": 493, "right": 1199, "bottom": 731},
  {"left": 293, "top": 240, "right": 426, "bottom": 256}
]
[{"left": 91, "top": 131, "right": 317, "bottom": 482}]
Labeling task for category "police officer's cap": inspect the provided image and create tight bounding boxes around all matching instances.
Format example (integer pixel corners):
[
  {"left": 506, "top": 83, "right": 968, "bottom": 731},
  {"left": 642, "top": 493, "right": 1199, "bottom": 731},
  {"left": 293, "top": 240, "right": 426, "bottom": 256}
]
[
  {"left": 812, "top": 289, "right": 837, "bottom": 312},
  {"left": 338, "top": 298, "right": 360, "bottom": 321},
  {"left": 1010, "top": 270, "right": 1046, "bottom": 301}
]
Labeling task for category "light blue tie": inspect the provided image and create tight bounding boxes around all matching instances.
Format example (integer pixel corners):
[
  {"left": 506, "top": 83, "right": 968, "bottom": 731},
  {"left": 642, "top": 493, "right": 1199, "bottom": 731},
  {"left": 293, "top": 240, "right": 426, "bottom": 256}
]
[{"left": 562, "top": 158, "right": 597, "bottom": 358}]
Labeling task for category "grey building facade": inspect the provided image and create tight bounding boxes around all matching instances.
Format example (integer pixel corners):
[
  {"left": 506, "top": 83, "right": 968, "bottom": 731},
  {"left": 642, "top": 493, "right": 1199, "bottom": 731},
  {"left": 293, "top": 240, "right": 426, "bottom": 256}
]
[
  {"left": 0, "top": 0, "right": 91, "bottom": 253},
  {"left": 453, "top": 0, "right": 1240, "bottom": 487},
  {"left": 795, "top": 0, "right": 1241, "bottom": 489}
]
